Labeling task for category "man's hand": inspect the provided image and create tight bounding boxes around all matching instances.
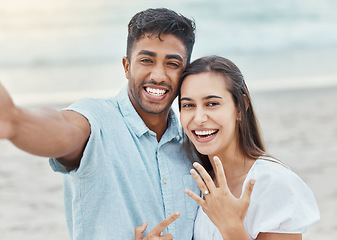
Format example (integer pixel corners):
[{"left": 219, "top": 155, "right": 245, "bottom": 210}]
[{"left": 135, "top": 212, "right": 180, "bottom": 240}]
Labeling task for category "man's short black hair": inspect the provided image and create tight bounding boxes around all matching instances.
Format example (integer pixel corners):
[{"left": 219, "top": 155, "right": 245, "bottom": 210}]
[{"left": 127, "top": 8, "right": 195, "bottom": 64}]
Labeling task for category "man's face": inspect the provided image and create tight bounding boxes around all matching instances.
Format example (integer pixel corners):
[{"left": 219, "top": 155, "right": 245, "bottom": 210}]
[{"left": 123, "top": 34, "right": 187, "bottom": 116}]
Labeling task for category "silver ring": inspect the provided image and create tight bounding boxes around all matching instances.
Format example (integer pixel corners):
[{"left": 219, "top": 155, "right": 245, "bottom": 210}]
[{"left": 203, "top": 190, "right": 209, "bottom": 196}]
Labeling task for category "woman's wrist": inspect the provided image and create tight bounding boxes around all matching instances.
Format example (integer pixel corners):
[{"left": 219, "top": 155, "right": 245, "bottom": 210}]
[{"left": 219, "top": 221, "right": 250, "bottom": 240}]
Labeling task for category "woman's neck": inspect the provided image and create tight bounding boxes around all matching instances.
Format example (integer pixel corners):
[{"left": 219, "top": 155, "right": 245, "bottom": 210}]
[{"left": 208, "top": 150, "right": 255, "bottom": 195}]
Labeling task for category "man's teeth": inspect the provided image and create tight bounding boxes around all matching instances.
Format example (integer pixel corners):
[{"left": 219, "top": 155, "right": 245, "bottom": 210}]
[
  {"left": 146, "top": 87, "right": 166, "bottom": 96},
  {"left": 195, "top": 130, "right": 217, "bottom": 137}
]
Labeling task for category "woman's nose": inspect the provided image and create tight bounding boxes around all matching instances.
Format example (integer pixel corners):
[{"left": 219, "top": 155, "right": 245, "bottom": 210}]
[{"left": 193, "top": 108, "right": 207, "bottom": 125}]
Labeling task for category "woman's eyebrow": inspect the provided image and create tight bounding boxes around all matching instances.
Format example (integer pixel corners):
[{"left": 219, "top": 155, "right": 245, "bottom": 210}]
[
  {"left": 180, "top": 97, "right": 192, "bottom": 102},
  {"left": 180, "top": 95, "right": 222, "bottom": 102},
  {"left": 203, "top": 95, "right": 222, "bottom": 100}
]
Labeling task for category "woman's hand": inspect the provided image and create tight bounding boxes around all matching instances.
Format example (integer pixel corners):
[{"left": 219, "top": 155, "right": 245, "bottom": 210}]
[
  {"left": 185, "top": 156, "right": 255, "bottom": 240},
  {"left": 134, "top": 212, "right": 180, "bottom": 240}
]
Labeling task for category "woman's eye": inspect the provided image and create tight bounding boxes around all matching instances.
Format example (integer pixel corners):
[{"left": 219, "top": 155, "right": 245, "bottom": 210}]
[
  {"left": 182, "top": 103, "right": 193, "bottom": 108},
  {"left": 207, "top": 102, "right": 219, "bottom": 107}
]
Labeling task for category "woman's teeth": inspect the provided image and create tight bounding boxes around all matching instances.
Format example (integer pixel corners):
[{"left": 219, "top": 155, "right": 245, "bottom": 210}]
[
  {"left": 194, "top": 130, "right": 218, "bottom": 138},
  {"left": 146, "top": 87, "right": 166, "bottom": 96}
]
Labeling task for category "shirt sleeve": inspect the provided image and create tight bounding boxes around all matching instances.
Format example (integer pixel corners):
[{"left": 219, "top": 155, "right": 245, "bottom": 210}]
[
  {"left": 49, "top": 98, "right": 104, "bottom": 177},
  {"left": 244, "top": 160, "right": 320, "bottom": 239}
]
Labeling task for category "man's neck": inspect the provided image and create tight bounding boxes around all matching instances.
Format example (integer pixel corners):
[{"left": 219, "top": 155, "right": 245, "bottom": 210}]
[{"left": 141, "top": 110, "right": 170, "bottom": 142}]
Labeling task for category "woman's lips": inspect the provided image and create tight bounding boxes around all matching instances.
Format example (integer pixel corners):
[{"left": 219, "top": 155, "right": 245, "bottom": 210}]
[{"left": 192, "top": 129, "right": 219, "bottom": 143}]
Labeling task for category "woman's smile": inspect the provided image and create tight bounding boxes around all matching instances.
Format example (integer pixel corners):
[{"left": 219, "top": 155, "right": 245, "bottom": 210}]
[{"left": 192, "top": 129, "right": 219, "bottom": 143}]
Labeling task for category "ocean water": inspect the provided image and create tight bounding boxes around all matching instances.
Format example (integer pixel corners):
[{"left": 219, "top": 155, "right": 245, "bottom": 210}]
[{"left": 0, "top": 0, "right": 336, "bottom": 105}]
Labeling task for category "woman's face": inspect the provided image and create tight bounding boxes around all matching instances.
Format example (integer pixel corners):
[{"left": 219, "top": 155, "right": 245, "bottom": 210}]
[{"left": 180, "top": 72, "right": 240, "bottom": 157}]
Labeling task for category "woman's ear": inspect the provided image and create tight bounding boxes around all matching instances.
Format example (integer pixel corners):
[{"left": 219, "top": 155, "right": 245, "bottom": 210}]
[
  {"left": 237, "top": 111, "right": 242, "bottom": 121},
  {"left": 243, "top": 94, "right": 249, "bottom": 111},
  {"left": 122, "top": 57, "right": 130, "bottom": 79},
  {"left": 237, "top": 94, "right": 249, "bottom": 121}
]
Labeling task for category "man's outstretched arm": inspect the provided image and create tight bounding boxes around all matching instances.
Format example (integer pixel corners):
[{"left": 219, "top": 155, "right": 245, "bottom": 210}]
[{"left": 0, "top": 82, "right": 90, "bottom": 170}]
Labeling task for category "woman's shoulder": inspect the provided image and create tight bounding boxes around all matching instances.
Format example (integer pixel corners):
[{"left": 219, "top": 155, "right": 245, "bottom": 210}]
[
  {"left": 249, "top": 156, "right": 296, "bottom": 182},
  {"left": 243, "top": 156, "right": 320, "bottom": 237},
  {"left": 247, "top": 156, "right": 316, "bottom": 198}
]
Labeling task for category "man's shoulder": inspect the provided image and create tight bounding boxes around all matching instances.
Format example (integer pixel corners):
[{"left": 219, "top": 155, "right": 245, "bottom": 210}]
[
  {"left": 72, "top": 96, "right": 117, "bottom": 107},
  {"left": 64, "top": 97, "right": 120, "bottom": 122}
]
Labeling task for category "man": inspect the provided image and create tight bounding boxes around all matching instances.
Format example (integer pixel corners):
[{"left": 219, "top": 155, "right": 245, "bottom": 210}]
[{"left": 0, "top": 8, "right": 199, "bottom": 239}]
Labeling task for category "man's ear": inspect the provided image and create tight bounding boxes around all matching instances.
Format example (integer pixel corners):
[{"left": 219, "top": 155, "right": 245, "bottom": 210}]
[{"left": 122, "top": 57, "right": 130, "bottom": 79}]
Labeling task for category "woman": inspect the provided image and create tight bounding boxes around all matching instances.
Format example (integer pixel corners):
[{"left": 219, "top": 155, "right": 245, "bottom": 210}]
[
  {"left": 135, "top": 56, "right": 319, "bottom": 239},
  {"left": 179, "top": 56, "right": 319, "bottom": 239}
]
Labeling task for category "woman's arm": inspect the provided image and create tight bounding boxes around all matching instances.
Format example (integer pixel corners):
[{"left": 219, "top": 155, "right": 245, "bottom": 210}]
[
  {"left": 185, "top": 156, "right": 255, "bottom": 240},
  {"left": 257, "top": 233, "right": 302, "bottom": 240},
  {"left": 186, "top": 157, "right": 305, "bottom": 240}
]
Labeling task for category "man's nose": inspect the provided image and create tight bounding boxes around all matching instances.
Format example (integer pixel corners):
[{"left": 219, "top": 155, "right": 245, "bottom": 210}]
[{"left": 150, "top": 64, "right": 167, "bottom": 82}]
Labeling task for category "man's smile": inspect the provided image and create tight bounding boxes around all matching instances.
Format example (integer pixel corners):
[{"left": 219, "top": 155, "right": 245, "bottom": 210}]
[{"left": 145, "top": 87, "right": 168, "bottom": 97}]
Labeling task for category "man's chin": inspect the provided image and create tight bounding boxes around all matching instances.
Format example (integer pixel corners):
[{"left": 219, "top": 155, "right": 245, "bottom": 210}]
[
  {"left": 142, "top": 108, "right": 169, "bottom": 115},
  {"left": 141, "top": 103, "right": 172, "bottom": 115}
]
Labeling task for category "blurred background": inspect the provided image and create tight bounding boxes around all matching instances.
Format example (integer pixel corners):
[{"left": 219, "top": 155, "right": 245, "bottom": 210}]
[
  {"left": 0, "top": 0, "right": 336, "bottom": 239},
  {"left": 1, "top": 0, "right": 337, "bottom": 105}
]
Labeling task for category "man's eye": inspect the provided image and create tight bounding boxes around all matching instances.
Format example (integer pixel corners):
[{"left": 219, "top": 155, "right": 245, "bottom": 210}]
[
  {"left": 168, "top": 62, "right": 180, "bottom": 68},
  {"left": 140, "top": 58, "right": 152, "bottom": 63}
]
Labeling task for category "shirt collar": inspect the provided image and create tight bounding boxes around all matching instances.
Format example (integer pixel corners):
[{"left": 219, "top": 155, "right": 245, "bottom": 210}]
[{"left": 116, "top": 86, "right": 182, "bottom": 141}]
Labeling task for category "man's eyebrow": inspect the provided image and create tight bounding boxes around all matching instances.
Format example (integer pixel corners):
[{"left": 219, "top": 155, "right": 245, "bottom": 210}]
[
  {"left": 166, "top": 54, "right": 183, "bottom": 62},
  {"left": 137, "top": 50, "right": 156, "bottom": 57},
  {"left": 137, "top": 51, "right": 184, "bottom": 62}
]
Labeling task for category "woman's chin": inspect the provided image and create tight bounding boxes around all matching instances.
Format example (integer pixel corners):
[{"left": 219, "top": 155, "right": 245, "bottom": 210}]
[{"left": 195, "top": 147, "right": 213, "bottom": 157}]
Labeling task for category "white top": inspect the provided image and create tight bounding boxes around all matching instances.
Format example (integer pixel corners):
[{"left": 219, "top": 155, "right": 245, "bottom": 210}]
[{"left": 193, "top": 157, "right": 320, "bottom": 240}]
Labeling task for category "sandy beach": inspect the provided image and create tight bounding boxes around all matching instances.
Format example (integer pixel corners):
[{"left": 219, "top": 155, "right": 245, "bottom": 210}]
[
  {"left": 252, "top": 85, "right": 337, "bottom": 240},
  {"left": 0, "top": 84, "right": 336, "bottom": 239}
]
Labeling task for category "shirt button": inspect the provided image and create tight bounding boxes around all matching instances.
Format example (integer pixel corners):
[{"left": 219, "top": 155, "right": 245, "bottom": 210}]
[{"left": 162, "top": 178, "right": 167, "bottom": 184}]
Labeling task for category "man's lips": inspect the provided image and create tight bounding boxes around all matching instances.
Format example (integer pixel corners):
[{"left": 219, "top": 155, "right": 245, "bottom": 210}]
[
  {"left": 144, "top": 86, "right": 168, "bottom": 97},
  {"left": 143, "top": 86, "right": 170, "bottom": 101}
]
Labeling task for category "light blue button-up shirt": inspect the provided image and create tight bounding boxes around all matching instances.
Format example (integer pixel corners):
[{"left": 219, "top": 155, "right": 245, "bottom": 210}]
[{"left": 50, "top": 87, "right": 199, "bottom": 240}]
